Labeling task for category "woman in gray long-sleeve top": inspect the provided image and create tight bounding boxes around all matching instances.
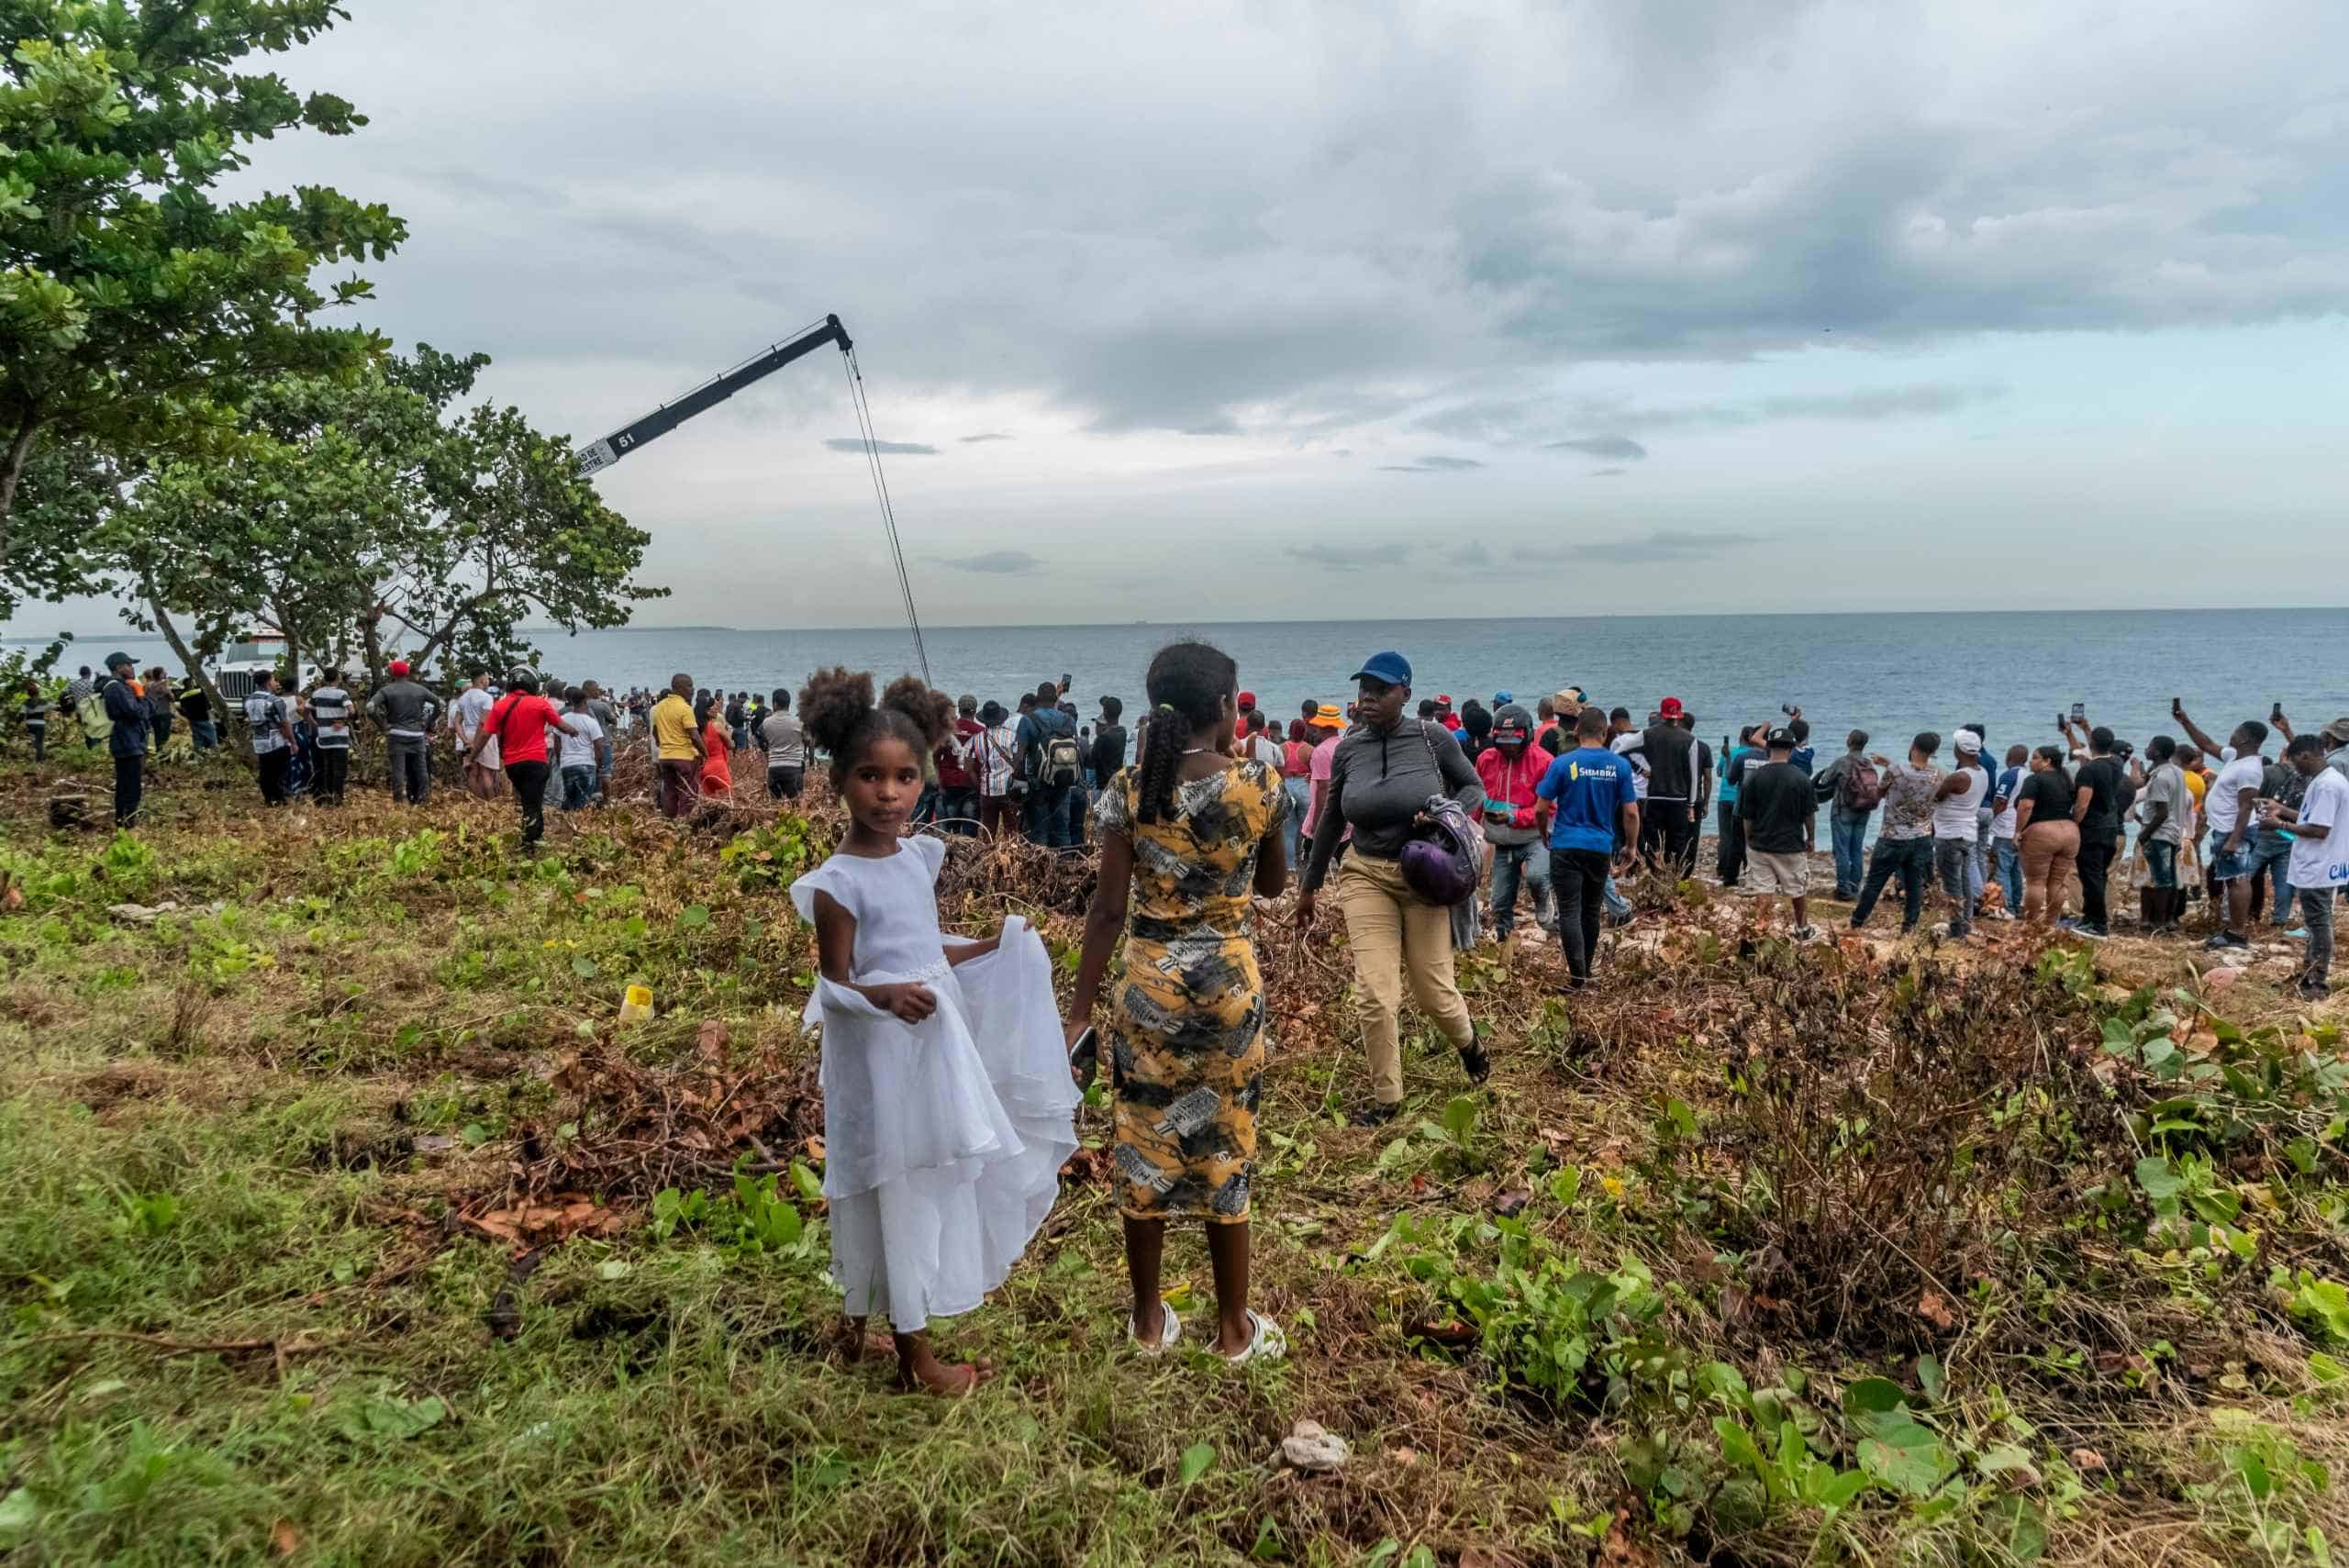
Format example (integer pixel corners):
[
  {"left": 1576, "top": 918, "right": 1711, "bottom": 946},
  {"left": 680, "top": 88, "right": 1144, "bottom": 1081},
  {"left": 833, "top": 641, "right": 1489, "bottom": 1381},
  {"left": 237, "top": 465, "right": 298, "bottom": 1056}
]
[{"left": 1296, "top": 650, "right": 1487, "bottom": 1123}]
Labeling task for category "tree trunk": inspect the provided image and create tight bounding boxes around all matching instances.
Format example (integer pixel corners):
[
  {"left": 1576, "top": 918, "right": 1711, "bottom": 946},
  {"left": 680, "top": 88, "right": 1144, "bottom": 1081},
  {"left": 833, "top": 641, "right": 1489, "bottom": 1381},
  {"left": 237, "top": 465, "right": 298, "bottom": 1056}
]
[
  {"left": 360, "top": 607, "right": 384, "bottom": 690},
  {"left": 0, "top": 404, "right": 43, "bottom": 579},
  {"left": 148, "top": 587, "right": 253, "bottom": 774}
]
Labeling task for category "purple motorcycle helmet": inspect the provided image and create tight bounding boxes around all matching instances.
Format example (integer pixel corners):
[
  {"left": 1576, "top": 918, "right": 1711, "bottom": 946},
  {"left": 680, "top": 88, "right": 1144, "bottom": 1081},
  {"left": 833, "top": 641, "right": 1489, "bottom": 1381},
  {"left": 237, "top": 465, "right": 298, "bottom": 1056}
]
[{"left": 1400, "top": 800, "right": 1480, "bottom": 906}]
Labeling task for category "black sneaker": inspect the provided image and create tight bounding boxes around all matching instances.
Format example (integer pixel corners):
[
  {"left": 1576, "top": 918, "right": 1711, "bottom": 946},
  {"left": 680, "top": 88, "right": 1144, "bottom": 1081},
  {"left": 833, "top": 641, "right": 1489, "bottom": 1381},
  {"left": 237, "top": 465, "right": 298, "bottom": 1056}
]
[
  {"left": 2203, "top": 931, "right": 2251, "bottom": 951},
  {"left": 1354, "top": 1100, "right": 1402, "bottom": 1128},
  {"left": 2301, "top": 979, "right": 2332, "bottom": 1002}
]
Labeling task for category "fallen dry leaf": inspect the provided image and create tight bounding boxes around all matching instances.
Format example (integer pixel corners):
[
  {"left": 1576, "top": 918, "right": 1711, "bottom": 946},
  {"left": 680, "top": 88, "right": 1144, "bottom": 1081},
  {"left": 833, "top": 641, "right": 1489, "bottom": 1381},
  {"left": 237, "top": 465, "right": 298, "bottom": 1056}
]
[
  {"left": 1915, "top": 1291, "right": 1958, "bottom": 1331},
  {"left": 270, "top": 1518, "right": 301, "bottom": 1556},
  {"left": 696, "top": 1018, "right": 730, "bottom": 1056},
  {"left": 2071, "top": 1446, "right": 2107, "bottom": 1473}
]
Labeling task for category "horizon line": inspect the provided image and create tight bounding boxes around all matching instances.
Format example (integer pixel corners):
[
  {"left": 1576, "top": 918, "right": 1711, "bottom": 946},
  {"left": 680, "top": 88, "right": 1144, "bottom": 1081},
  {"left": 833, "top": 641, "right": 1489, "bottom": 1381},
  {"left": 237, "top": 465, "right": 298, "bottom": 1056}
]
[{"left": 12, "top": 604, "right": 2349, "bottom": 643}]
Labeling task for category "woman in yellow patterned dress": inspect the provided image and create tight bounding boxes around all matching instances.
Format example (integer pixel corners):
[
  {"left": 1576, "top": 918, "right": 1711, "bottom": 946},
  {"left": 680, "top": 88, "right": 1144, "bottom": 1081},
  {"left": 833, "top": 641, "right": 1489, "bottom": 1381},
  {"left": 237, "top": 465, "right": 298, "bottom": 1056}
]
[{"left": 1066, "top": 640, "right": 1289, "bottom": 1362}]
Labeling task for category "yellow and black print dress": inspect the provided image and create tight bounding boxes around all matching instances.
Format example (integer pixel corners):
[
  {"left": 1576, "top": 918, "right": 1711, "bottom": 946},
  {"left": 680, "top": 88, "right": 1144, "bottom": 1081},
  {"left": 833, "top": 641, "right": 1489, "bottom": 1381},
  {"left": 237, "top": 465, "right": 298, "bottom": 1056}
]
[{"left": 1090, "top": 759, "right": 1286, "bottom": 1224}]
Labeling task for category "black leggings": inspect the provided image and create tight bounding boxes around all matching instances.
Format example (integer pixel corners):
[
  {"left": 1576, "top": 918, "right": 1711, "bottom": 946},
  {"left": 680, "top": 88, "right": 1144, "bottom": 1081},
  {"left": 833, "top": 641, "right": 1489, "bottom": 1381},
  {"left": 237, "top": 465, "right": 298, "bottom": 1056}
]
[{"left": 507, "top": 760, "right": 551, "bottom": 847}]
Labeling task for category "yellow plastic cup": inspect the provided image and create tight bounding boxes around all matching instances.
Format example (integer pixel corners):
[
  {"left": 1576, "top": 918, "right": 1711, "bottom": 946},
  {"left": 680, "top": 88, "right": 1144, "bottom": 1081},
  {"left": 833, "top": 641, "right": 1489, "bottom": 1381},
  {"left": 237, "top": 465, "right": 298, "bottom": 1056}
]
[{"left": 618, "top": 984, "right": 653, "bottom": 1024}]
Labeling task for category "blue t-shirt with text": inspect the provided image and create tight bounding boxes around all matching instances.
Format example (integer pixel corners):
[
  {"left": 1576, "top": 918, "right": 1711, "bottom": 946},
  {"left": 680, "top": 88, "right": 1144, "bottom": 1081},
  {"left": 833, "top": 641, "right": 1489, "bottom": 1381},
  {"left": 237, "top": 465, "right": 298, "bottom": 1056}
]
[{"left": 1537, "top": 746, "right": 1636, "bottom": 853}]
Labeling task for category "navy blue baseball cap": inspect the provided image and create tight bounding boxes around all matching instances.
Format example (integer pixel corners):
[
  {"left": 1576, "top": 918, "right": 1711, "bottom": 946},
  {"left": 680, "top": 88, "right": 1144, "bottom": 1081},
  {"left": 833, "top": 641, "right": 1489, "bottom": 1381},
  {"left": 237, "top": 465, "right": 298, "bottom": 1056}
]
[{"left": 1351, "top": 651, "right": 1411, "bottom": 686}]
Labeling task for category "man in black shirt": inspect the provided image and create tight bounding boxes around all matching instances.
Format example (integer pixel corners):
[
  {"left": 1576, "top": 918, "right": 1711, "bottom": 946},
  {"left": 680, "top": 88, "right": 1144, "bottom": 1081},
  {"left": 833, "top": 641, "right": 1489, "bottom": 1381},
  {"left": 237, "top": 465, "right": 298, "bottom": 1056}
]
[
  {"left": 1628, "top": 696, "right": 1703, "bottom": 876},
  {"left": 2071, "top": 727, "right": 2126, "bottom": 938},
  {"left": 1090, "top": 695, "right": 1127, "bottom": 784},
  {"left": 1738, "top": 727, "right": 1819, "bottom": 939}
]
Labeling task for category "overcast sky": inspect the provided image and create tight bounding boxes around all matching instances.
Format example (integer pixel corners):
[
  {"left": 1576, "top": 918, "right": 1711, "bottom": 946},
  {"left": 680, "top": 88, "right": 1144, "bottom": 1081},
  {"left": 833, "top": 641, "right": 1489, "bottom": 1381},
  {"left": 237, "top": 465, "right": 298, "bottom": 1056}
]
[{"left": 17, "top": 0, "right": 2349, "bottom": 633}]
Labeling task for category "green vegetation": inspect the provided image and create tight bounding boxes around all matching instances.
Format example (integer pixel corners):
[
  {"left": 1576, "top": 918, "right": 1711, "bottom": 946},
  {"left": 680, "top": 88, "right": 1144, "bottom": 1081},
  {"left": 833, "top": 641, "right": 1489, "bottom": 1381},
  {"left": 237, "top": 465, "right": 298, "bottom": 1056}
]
[{"left": 5, "top": 749, "right": 2349, "bottom": 1564}]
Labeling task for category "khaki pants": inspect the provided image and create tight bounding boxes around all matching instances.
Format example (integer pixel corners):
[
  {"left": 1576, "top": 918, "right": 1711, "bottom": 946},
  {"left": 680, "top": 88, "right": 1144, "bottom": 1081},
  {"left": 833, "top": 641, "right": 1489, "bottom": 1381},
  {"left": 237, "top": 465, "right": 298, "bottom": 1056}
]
[{"left": 1336, "top": 854, "right": 1475, "bottom": 1106}]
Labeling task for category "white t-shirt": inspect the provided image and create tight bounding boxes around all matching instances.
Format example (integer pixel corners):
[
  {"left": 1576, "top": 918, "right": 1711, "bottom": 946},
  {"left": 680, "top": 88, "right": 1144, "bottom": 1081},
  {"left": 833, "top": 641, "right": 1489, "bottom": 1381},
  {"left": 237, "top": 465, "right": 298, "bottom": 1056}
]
[
  {"left": 1990, "top": 763, "right": 2023, "bottom": 840},
  {"left": 557, "top": 710, "right": 604, "bottom": 769},
  {"left": 451, "top": 686, "right": 493, "bottom": 739},
  {"left": 2205, "top": 753, "right": 2266, "bottom": 841},
  {"left": 1932, "top": 762, "right": 1987, "bottom": 840},
  {"left": 1612, "top": 732, "right": 1650, "bottom": 801},
  {"left": 1249, "top": 734, "right": 1284, "bottom": 772},
  {"left": 2289, "top": 766, "right": 2349, "bottom": 893}
]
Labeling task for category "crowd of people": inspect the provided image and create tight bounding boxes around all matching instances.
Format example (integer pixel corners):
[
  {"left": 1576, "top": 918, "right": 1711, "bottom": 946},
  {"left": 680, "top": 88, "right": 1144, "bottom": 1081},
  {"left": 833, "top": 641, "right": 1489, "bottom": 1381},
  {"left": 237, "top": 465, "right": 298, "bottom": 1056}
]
[
  {"left": 24, "top": 651, "right": 2349, "bottom": 1001},
  {"left": 13, "top": 638, "right": 2346, "bottom": 1394}
]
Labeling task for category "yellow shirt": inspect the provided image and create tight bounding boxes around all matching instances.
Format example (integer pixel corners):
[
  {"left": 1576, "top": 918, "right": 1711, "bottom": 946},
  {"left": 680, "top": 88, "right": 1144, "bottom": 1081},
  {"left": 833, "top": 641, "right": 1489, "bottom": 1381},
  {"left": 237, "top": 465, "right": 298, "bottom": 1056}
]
[
  {"left": 2182, "top": 769, "right": 2208, "bottom": 806},
  {"left": 651, "top": 694, "right": 699, "bottom": 761}
]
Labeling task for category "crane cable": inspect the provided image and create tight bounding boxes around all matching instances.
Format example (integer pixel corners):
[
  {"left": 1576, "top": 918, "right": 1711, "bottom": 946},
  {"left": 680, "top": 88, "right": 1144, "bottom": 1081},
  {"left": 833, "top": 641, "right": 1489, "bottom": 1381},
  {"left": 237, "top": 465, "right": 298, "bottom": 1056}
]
[{"left": 841, "top": 348, "right": 931, "bottom": 685}]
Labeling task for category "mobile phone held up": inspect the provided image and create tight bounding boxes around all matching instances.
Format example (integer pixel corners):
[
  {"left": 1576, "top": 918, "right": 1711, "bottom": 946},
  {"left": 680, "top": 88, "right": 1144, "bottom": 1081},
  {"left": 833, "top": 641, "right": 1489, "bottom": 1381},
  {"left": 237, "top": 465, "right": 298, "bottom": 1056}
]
[
  {"left": 1067, "top": 1025, "right": 1099, "bottom": 1090},
  {"left": 2069, "top": 702, "right": 2086, "bottom": 723}
]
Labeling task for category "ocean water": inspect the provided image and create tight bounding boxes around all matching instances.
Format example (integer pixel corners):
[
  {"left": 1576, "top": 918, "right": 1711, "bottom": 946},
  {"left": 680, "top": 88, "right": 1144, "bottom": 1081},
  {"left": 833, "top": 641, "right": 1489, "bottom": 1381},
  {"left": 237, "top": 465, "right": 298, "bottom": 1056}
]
[{"left": 28, "top": 609, "right": 2344, "bottom": 778}]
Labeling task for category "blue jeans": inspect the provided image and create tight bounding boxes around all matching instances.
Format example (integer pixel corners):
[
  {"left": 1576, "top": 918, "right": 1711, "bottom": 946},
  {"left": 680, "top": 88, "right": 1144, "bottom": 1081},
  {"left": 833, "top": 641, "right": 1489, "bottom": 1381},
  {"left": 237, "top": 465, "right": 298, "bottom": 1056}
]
[
  {"left": 189, "top": 717, "right": 217, "bottom": 751},
  {"left": 1028, "top": 784, "right": 1076, "bottom": 849},
  {"left": 1604, "top": 874, "right": 1631, "bottom": 919},
  {"left": 2249, "top": 838, "right": 2295, "bottom": 924},
  {"left": 1283, "top": 777, "right": 1308, "bottom": 869},
  {"left": 1830, "top": 808, "right": 1870, "bottom": 896},
  {"left": 1933, "top": 838, "right": 1975, "bottom": 936},
  {"left": 561, "top": 764, "right": 596, "bottom": 810},
  {"left": 1995, "top": 838, "right": 2025, "bottom": 911},
  {"left": 1489, "top": 841, "right": 1550, "bottom": 937},
  {"left": 2141, "top": 837, "right": 2178, "bottom": 890}
]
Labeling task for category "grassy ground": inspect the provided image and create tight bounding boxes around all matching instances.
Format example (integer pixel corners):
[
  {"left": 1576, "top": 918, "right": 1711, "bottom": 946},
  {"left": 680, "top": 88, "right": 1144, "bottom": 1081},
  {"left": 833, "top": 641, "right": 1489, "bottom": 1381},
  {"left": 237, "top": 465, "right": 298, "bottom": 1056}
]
[{"left": 3, "top": 740, "right": 2347, "bottom": 1566}]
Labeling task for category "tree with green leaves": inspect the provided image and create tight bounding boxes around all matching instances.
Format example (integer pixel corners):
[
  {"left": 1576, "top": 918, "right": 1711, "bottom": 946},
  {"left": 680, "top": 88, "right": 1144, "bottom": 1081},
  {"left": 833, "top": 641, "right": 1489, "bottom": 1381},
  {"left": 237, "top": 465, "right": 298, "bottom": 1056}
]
[
  {"left": 98, "top": 346, "right": 664, "bottom": 707},
  {"left": 0, "top": 0, "right": 406, "bottom": 600}
]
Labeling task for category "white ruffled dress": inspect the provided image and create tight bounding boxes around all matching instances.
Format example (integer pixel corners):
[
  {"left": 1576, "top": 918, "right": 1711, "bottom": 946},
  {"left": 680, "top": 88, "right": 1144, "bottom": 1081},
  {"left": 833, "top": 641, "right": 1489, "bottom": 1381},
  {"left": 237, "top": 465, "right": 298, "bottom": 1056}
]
[{"left": 788, "top": 835, "right": 1077, "bottom": 1333}]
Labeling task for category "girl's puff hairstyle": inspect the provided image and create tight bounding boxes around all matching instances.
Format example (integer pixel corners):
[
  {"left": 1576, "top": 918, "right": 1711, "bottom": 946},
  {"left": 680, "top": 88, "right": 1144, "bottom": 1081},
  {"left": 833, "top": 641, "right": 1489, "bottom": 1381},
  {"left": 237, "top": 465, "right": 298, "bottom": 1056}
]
[
  {"left": 1133, "top": 640, "right": 1238, "bottom": 827},
  {"left": 799, "top": 667, "right": 954, "bottom": 789}
]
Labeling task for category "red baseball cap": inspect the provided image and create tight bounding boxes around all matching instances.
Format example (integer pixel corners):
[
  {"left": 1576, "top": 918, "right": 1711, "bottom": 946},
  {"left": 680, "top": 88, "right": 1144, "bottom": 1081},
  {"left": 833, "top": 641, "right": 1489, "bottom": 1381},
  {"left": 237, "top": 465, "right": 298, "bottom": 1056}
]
[
  {"left": 387, "top": 660, "right": 410, "bottom": 676},
  {"left": 1437, "top": 693, "right": 1453, "bottom": 706},
  {"left": 1658, "top": 696, "right": 1685, "bottom": 718},
  {"left": 1237, "top": 691, "right": 1255, "bottom": 707}
]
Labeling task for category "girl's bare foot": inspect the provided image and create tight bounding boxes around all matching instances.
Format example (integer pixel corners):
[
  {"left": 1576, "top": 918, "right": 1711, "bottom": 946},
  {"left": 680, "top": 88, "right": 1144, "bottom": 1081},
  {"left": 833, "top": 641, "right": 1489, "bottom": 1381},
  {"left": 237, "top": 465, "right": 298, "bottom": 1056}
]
[
  {"left": 840, "top": 1319, "right": 896, "bottom": 1362},
  {"left": 902, "top": 1355, "right": 995, "bottom": 1396},
  {"left": 896, "top": 1332, "right": 995, "bottom": 1396}
]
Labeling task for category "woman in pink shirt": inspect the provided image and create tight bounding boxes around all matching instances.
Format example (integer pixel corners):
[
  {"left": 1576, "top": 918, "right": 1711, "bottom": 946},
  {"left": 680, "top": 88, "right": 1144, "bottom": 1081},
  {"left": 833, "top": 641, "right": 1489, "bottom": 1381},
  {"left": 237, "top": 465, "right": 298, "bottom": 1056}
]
[{"left": 1302, "top": 705, "right": 1347, "bottom": 868}]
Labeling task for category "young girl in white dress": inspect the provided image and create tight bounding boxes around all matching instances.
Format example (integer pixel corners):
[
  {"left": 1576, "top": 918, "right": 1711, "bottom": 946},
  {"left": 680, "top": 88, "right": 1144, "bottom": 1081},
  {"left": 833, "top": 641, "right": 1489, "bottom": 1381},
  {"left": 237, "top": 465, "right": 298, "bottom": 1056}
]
[{"left": 790, "top": 669, "right": 1077, "bottom": 1395}]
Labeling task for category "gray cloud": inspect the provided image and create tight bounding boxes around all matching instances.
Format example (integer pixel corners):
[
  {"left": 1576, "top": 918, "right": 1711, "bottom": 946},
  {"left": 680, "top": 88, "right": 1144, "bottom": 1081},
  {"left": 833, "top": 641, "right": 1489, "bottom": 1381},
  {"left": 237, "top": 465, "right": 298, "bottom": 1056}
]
[
  {"left": 959, "top": 432, "right": 1014, "bottom": 443},
  {"left": 824, "top": 438, "right": 938, "bottom": 455},
  {"left": 1286, "top": 542, "right": 1414, "bottom": 571},
  {"left": 939, "top": 550, "right": 1041, "bottom": 574},
  {"left": 1589, "top": 467, "right": 1628, "bottom": 476},
  {"left": 1545, "top": 435, "right": 1648, "bottom": 460},
  {"left": 1378, "top": 454, "right": 1486, "bottom": 473},
  {"left": 17, "top": 2, "right": 2315, "bottom": 635},
  {"left": 1571, "top": 529, "right": 1766, "bottom": 563}
]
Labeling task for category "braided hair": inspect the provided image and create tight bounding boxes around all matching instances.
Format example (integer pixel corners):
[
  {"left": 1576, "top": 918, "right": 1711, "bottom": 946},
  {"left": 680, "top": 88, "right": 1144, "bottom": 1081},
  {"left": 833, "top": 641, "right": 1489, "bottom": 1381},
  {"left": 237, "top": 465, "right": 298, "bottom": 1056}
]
[
  {"left": 1134, "top": 640, "right": 1238, "bottom": 826},
  {"left": 798, "top": 666, "right": 954, "bottom": 790}
]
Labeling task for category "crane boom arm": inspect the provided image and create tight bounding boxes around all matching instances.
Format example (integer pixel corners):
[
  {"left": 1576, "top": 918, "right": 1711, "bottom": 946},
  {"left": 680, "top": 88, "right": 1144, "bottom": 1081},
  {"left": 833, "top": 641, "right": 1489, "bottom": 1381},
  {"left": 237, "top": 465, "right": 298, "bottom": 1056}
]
[{"left": 574, "top": 314, "right": 852, "bottom": 475}]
